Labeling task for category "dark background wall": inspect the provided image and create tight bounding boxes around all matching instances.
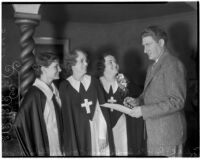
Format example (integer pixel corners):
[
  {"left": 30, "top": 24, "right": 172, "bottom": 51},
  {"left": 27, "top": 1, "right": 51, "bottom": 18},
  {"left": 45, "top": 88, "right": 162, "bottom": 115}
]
[{"left": 3, "top": 11, "right": 197, "bottom": 97}]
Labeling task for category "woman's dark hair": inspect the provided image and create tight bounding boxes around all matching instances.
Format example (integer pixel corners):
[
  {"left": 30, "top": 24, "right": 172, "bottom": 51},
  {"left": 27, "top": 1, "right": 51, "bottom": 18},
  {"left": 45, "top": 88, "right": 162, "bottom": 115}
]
[
  {"left": 141, "top": 25, "right": 168, "bottom": 45},
  {"left": 96, "top": 52, "right": 118, "bottom": 77},
  {"left": 34, "top": 51, "right": 59, "bottom": 77},
  {"left": 63, "top": 49, "right": 87, "bottom": 76}
]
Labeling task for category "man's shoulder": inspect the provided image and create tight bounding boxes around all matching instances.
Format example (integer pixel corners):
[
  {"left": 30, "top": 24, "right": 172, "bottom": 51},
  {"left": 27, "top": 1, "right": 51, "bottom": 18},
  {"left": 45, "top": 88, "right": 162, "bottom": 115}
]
[{"left": 164, "top": 52, "right": 183, "bottom": 67}]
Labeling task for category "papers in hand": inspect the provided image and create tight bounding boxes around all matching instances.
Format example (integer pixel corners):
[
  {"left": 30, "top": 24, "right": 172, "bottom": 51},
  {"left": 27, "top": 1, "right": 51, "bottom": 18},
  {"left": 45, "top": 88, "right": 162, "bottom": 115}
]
[{"left": 101, "top": 103, "right": 132, "bottom": 115}]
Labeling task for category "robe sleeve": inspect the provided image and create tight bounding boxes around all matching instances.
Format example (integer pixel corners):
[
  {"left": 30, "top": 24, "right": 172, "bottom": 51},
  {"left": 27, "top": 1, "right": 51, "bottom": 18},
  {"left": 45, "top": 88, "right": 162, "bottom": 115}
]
[
  {"left": 94, "top": 79, "right": 107, "bottom": 139},
  {"left": 94, "top": 100, "right": 107, "bottom": 140},
  {"left": 59, "top": 81, "right": 79, "bottom": 156},
  {"left": 14, "top": 89, "right": 49, "bottom": 156},
  {"left": 94, "top": 78, "right": 116, "bottom": 155},
  {"left": 95, "top": 78, "right": 106, "bottom": 105},
  {"left": 14, "top": 109, "right": 32, "bottom": 156}
]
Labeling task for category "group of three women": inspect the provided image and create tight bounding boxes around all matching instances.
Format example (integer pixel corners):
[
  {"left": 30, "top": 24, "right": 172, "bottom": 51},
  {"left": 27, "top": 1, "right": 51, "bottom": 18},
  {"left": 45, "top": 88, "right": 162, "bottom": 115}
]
[{"left": 14, "top": 49, "right": 146, "bottom": 156}]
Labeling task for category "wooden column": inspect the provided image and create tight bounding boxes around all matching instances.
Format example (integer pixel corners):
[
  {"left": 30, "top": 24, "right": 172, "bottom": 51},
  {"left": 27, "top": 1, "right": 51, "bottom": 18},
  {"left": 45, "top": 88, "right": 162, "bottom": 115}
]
[{"left": 15, "top": 13, "right": 41, "bottom": 97}]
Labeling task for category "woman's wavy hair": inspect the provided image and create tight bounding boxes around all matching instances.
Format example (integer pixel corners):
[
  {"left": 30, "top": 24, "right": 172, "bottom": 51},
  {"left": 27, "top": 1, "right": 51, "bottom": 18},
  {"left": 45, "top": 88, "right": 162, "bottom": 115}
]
[
  {"left": 33, "top": 51, "right": 59, "bottom": 77},
  {"left": 141, "top": 25, "right": 168, "bottom": 45},
  {"left": 63, "top": 49, "right": 87, "bottom": 77},
  {"left": 96, "top": 52, "right": 119, "bottom": 78}
]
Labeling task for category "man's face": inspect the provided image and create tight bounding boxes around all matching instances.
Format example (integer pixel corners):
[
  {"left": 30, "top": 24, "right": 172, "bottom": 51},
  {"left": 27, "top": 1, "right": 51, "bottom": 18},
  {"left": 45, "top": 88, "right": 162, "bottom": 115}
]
[
  {"left": 43, "top": 60, "right": 61, "bottom": 80},
  {"left": 104, "top": 55, "right": 119, "bottom": 76},
  {"left": 142, "top": 36, "right": 162, "bottom": 61},
  {"left": 72, "top": 51, "right": 88, "bottom": 76}
]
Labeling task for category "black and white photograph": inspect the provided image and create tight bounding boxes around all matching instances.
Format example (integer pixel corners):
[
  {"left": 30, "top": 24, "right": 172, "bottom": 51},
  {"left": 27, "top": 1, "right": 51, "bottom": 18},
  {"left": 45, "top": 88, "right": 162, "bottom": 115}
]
[{"left": 2, "top": 2, "right": 199, "bottom": 157}]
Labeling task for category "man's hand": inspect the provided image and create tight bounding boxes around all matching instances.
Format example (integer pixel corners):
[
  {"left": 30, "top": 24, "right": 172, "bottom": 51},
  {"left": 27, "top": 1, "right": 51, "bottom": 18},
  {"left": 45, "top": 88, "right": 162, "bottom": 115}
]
[
  {"left": 128, "top": 106, "right": 142, "bottom": 118},
  {"left": 124, "top": 97, "right": 140, "bottom": 107}
]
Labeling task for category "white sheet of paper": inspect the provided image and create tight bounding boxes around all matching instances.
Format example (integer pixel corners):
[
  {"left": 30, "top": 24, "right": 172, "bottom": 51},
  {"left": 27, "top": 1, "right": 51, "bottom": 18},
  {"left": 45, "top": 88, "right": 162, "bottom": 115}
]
[{"left": 101, "top": 103, "right": 132, "bottom": 115}]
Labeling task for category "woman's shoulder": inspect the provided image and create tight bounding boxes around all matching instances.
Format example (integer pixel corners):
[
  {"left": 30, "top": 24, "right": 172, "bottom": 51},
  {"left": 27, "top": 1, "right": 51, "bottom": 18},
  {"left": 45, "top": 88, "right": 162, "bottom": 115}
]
[
  {"left": 18, "top": 86, "right": 46, "bottom": 112},
  {"left": 59, "top": 79, "right": 72, "bottom": 91},
  {"left": 25, "top": 86, "right": 45, "bottom": 98},
  {"left": 60, "top": 79, "right": 70, "bottom": 86},
  {"left": 89, "top": 75, "right": 101, "bottom": 85}
]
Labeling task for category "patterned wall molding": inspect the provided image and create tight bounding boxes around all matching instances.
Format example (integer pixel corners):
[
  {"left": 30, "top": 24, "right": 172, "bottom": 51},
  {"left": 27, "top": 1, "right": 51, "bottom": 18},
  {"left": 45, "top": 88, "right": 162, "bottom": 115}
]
[{"left": 2, "top": 60, "right": 21, "bottom": 142}]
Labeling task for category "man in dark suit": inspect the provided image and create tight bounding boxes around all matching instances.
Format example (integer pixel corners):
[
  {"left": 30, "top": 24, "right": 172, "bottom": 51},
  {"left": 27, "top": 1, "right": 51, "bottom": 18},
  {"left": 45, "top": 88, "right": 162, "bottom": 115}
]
[{"left": 124, "top": 25, "right": 187, "bottom": 157}]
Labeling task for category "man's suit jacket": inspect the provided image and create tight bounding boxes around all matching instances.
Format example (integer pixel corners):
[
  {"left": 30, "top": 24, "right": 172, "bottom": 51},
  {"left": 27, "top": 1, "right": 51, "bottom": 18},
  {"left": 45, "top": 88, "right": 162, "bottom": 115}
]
[{"left": 140, "top": 51, "right": 187, "bottom": 146}]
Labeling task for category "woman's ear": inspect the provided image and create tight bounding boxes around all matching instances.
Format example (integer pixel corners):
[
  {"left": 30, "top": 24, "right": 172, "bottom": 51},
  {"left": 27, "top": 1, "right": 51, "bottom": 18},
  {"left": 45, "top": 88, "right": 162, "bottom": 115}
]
[
  {"left": 40, "top": 66, "right": 46, "bottom": 75},
  {"left": 159, "top": 39, "right": 165, "bottom": 47}
]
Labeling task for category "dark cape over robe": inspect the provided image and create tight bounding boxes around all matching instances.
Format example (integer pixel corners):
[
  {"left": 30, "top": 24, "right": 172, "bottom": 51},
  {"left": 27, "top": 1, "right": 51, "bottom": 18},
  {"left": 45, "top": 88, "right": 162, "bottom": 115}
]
[
  {"left": 103, "top": 86, "right": 125, "bottom": 128},
  {"left": 14, "top": 86, "right": 63, "bottom": 156},
  {"left": 126, "top": 113, "right": 146, "bottom": 156},
  {"left": 101, "top": 80, "right": 146, "bottom": 156},
  {"left": 59, "top": 76, "right": 115, "bottom": 156}
]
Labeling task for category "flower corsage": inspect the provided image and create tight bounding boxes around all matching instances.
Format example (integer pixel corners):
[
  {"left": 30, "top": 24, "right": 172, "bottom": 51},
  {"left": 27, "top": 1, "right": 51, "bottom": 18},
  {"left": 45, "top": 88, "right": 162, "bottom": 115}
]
[{"left": 116, "top": 73, "right": 129, "bottom": 97}]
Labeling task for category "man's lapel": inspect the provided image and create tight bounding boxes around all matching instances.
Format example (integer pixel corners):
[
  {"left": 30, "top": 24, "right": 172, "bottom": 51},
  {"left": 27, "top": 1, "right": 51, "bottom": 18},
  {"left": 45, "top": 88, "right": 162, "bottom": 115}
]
[{"left": 144, "top": 51, "right": 168, "bottom": 91}]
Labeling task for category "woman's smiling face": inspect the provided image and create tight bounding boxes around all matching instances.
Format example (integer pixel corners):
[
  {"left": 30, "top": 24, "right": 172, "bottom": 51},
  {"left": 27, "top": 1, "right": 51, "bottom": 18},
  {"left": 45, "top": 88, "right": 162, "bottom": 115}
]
[
  {"left": 104, "top": 55, "right": 119, "bottom": 76},
  {"left": 42, "top": 60, "right": 61, "bottom": 81}
]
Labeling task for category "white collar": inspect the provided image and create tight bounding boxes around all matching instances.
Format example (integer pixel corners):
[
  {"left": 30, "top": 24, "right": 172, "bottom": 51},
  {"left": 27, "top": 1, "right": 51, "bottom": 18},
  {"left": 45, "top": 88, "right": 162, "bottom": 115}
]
[
  {"left": 33, "top": 78, "right": 59, "bottom": 100},
  {"left": 67, "top": 74, "right": 91, "bottom": 92},
  {"left": 155, "top": 56, "right": 160, "bottom": 64},
  {"left": 100, "top": 76, "right": 118, "bottom": 94}
]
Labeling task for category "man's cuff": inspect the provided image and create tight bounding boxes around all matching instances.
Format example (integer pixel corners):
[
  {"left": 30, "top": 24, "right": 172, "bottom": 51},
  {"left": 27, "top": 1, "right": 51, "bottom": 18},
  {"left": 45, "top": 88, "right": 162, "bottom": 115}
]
[{"left": 141, "top": 105, "right": 148, "bottom": 120}]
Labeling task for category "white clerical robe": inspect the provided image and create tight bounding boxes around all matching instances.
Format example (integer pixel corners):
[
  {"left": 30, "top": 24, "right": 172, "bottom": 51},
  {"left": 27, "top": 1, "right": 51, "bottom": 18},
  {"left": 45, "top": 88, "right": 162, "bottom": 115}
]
[{"left": 33, "top": 78, "right": 62, "bottom": 156}]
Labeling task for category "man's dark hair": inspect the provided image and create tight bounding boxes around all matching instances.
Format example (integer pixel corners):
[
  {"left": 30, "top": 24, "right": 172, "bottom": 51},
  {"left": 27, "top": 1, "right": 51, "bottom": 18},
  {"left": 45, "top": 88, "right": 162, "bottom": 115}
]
[{"left": 141, "top": 25, "right": 168, "bottom": 44}]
